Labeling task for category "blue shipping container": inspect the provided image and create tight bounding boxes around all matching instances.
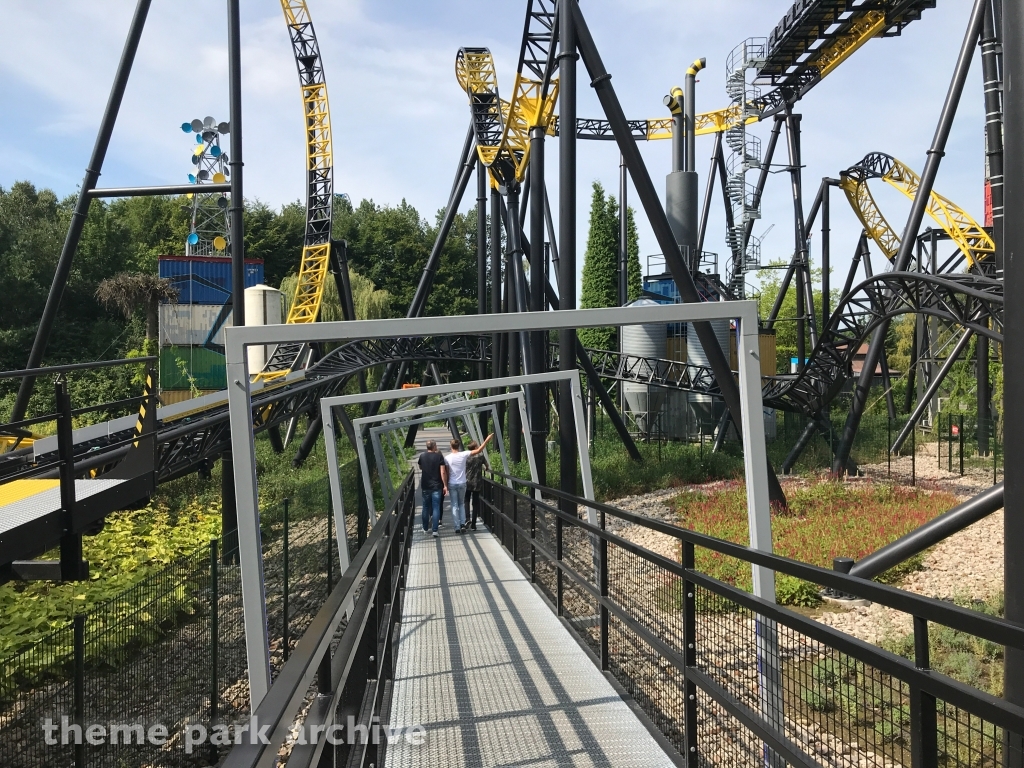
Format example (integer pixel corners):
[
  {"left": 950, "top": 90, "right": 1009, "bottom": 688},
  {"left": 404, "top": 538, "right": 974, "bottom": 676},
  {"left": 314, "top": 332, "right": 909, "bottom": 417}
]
[{"left": 159, "top": 257, "right": 263, "bottom": 304}]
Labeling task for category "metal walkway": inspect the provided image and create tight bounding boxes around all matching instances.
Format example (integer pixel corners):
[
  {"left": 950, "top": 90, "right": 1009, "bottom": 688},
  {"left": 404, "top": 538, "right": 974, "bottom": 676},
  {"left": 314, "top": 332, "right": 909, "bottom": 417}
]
[{"left": 384, "top": 523, "right": 677, "bottom": 768}]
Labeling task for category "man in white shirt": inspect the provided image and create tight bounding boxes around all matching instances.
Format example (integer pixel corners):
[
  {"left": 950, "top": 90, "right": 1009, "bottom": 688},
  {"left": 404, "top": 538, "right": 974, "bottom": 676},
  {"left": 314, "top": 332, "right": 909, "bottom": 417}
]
[{"left": 445, "top": 434, "right": 493, "bottom": 533}]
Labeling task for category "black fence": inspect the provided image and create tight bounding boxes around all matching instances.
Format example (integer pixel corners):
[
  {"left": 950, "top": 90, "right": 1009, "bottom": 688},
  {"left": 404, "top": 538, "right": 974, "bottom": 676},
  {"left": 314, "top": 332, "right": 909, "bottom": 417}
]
[
  {"left": 223, "top": 471, "right": 416, "bottom": 768},
  {"left": 482, "top": 474, "right": 1024, "bottom": 767},
  {"left": 0, "top": 476, "right": 347, "bottom": 768}
]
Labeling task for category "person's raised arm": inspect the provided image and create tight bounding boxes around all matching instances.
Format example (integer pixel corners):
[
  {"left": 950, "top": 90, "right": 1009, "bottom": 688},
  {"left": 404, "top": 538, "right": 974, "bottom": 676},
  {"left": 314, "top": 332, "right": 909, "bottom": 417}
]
[{"left": 470, "top": 433, "right": 494, "bottom": 455}]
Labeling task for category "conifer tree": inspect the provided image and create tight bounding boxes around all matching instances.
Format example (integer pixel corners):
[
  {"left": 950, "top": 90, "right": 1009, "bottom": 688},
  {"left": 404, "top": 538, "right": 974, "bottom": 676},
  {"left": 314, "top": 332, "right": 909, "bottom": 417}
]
[
  {"left": 579, "top": 182, "right": 619, "bottom": 350},
  {"left": 579, "top": 182, "right": 647, "bottom": 349}
]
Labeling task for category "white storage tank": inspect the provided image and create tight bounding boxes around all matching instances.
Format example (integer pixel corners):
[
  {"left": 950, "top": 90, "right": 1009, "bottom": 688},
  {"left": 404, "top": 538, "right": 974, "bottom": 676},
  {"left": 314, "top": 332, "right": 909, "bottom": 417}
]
[
  {"left": 244, "top": 284, "right": 284, "bottom": 372},
  {"left": 621, "top": 298, "right": 668, "bottom": 435},
  {"left": 686, "top": 316, "right": 731, "bottom": 436}
]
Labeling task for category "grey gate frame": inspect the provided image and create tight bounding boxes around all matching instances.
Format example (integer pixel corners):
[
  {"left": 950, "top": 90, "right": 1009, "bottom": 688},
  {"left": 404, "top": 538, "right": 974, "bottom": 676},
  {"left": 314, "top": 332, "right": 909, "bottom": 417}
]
[
  {"left": 358, "top": 395, "right": 529, "bottom": 516},
  {"left": 324, "top": 373, "right": 587, "bottom": 533},
  {"left": 365, "top": 404, "right": 505, "bottom": 513},
  {"left": 223, "top": 303, "right": 772, "bottom": 713}
]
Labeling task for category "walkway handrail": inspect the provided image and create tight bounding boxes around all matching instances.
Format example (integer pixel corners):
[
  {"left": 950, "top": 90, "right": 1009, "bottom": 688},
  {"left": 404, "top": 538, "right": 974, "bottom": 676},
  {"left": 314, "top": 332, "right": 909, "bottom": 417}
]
[
  {"left": 482, "top": 475, "right": 1024, "bottom": 765},
  {"left": 223, "top": 470, "right": 415, "bottom": 768},
  {"left": 488, "top": 471, "right": 1024, "bottom": 651}
]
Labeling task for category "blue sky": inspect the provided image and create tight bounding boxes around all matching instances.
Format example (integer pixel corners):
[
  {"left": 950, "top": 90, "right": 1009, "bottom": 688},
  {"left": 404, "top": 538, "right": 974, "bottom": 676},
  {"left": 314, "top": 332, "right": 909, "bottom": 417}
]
[{"left": 0, "top": 0, "right": 985, "bottom": 301}]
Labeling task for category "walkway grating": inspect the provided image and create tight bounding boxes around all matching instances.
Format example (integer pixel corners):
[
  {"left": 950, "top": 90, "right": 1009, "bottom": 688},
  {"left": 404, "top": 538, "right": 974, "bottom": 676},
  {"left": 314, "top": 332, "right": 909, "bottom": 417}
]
[{"left": 384, "top": 523, "right": 677, "bottom": 767}]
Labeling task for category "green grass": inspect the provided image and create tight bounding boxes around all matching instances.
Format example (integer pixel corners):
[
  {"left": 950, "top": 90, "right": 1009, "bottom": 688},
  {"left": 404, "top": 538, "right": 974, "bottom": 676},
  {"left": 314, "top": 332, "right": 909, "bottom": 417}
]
[{"left": 669, "top": 479, "right": 959, "bottom": 605}]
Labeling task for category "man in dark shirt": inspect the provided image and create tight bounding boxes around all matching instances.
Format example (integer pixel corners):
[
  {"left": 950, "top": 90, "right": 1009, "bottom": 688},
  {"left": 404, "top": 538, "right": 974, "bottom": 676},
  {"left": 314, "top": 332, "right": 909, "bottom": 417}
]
[{"left": 418, "top": 440, "right": 448, "bottom": 537}]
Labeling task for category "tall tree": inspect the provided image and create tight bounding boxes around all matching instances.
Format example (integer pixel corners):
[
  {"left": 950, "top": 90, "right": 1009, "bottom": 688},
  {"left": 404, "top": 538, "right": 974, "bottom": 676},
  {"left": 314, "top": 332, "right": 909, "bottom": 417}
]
[{"left": 579, "top": 182, "right": 643, "bottom": 349}]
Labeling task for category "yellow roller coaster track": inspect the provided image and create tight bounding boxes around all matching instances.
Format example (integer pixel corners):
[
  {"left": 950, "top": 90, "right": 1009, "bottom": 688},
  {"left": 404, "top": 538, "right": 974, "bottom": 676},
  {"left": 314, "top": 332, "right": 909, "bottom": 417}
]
[
  {"left": 256, "top": 0, "right": 334, "bottom": 382},
  {"left": 456, "top": 48, "right": 558, "bottom": 189},
  {"left": 840, "top": 152, "right": 995, "bottom": 268}
]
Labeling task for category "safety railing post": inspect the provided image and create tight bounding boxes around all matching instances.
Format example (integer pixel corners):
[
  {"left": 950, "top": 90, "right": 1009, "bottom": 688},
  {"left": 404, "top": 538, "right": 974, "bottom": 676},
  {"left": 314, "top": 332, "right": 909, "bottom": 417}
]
[
  {"left": 939, "top": 413, "right": 943, "bottom": 470},
  {"left": 74, "top": 614, "right": 86, "bottom": 768},
  {"left": 887, "top": 417, "right": 892, "bottom": 477},
  {"left": 909, "top": 616, "right": 938, "bottom": 767},
  {"left": 556, "top": 511, "right": 564, "bottom": 616},
  {"left": 530, "top": 498, "right": 537, "bottom": 583},
  {"left": 209, "top": 538, "right": 219, "bottom": 763},
  {"left": 912, "top": 421, "right": 916, "bottom": 486},
  {"left": 948, "top": 414, "right": 953, "bottom": 473},
  {"left": 682, "top": 541, "right": 698, "bottom": 764},
  {"left": 959, "top": 414, "right": 964, "bottom": 475},
  {"left": 283, "top": 498, "right": 290, "bottom": 663},
  {"left": 512, "top": 490, "right": 519, "bottom": 563},
  {"left": 599, "top": 532, "right": 609, "bottom": 671}
]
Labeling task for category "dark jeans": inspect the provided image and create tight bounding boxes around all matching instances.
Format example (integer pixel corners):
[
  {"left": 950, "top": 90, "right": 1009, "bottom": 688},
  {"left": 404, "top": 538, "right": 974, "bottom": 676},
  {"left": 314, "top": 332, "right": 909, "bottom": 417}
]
[
  {"left": 468, "top": 488, "right": 481, "bottom": 527},
  {"left": 421, "top": 489, "right": 443, "bottom": 532}
]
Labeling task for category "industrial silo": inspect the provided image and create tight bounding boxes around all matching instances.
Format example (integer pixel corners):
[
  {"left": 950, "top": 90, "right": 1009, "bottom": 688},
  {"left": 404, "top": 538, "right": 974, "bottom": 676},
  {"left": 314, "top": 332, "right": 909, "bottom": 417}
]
[{"left": 621, "top": 298, "right": 668, "bottom": 436}]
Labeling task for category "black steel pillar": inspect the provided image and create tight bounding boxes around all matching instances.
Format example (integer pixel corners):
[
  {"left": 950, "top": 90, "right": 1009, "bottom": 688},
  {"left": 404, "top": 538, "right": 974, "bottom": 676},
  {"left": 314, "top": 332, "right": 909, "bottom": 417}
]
[
  {"left": 530, "top": 127, "right": 548, "bottom": 484},
  {"left": 1002, "top": 0, "right": 1024, "bottom": 741},
  {"left": 12, "top": 0, "right": 153, "bottom": 422},
  {"left": 785, "top": 110, "right": 817, "bottom": 357},
  {"left": 979, "top": 0, "right": 1003, "bottom": 454},
  {"left": 491, "top": 186, "right": 504, "bottom": 428},
  {"left": 697, "top": 132, "right": 723, "bottom": 254},
  {"left": 619, "top": 153, "right": 628, "bottom": 306},
  {"left": 834, "top": 0, "right": 987, "bottom": 476},
  {"left": 821, "top": 180, "right": 831, "bottom": 330},
  {"left": 558, "top": 0, "right": 579, "bottom": 505},
  {"left": 507, "top": 185, "right": 523, "bottom": 463},
  {"left": 477, "top": 159, "right": 488, "bottom": 434},
  {"left": 227, "top": 0, "right": 246, "bottom": 332},
  {"left": 571, "top": 0, "right": 787, "bottom": 506}
]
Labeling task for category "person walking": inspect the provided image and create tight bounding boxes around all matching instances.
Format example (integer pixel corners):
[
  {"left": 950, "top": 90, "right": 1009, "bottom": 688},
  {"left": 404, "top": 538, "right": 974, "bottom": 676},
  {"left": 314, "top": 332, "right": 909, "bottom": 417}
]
[
  {"left": 418, "top": 440, "right": 448, "bottom": 538},
  {"left": 465, "top": 440, "right": 485, "bottom": 531},
  {"left": 445, "top": 434, "right": 493, "bottom": 533}
]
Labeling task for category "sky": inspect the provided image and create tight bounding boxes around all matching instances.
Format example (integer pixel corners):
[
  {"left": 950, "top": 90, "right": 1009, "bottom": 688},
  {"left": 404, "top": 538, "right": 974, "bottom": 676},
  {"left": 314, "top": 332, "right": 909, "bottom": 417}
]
[{"left": 0, "top": 0, "right": 987, "bottom": 304}]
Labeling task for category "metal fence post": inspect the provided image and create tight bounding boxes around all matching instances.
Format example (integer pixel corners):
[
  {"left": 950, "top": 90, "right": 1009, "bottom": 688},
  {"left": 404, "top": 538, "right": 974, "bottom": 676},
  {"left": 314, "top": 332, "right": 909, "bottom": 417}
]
[
  {"left": 283, "top": 498, "right": 290, "bottom": 663},
  {"left": 209, "top": 538, "right": 219, "bottom": 763},
  {"left": 556, "top": 510, "right": 564, "bottom": 616},
  {"left": 73, "top": 614, "right": 85, "bottom": 768},
  {"left": 599, "top": 533, "right": 609, "bottom": 670},
  {"left": 530, "top": 498, "right": 537, "bottom": 583},
  {"left": 888, "top": 417, "right": 892, "bottom": 477},
  {"left": 959, "top": 415, "right": 964, "bottom": 475},
  {"left": 512, "top": 492, "right": 519, "bottom": 563},
  {"left": 912, "top": 422, "right": 916, "bottom": 486},
  {"left": 948, "top": 414, "right": 953, "bottom": 473},
  {"left": 682, "top": 541, "right": 698, "bottom": 764},
  {"left": 939, "top": 413, "right": 943, "bottom": 470},
  {"left": 909, "top": 616, "right": 938, "bottom": 766}
]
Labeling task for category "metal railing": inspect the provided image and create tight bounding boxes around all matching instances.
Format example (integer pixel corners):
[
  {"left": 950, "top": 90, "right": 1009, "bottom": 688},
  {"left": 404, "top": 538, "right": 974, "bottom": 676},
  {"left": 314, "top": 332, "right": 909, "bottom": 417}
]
[
  {"left": 224, "top": 470, "right": 415, "bottom": 768},
  {"left": 482, "top": 473, "right": 1024, "bottom": 767}
]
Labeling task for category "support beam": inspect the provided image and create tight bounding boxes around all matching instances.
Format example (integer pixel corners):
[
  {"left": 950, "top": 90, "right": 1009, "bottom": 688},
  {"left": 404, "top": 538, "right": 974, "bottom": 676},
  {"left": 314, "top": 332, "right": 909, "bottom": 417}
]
[
  {"left": 477, "top": 159, "right": 489, "bottom": 434},
  {"left": 559, "top": 0, "right": 579, "bottom": 506},
  {"left": 227, "top": 0, "right": 245, "bottom": 329},
  {"left": 834, "top": 0, "right": 987, "bottom": 476},
  {"left": 571, "top": 1, "right": 787, "bottom": 506},
  {"left": 530, "top": 127, "right": 549, "bottom": 485},
  {"left": 12, "top": 0, "right": 153, "bottom": 422}
]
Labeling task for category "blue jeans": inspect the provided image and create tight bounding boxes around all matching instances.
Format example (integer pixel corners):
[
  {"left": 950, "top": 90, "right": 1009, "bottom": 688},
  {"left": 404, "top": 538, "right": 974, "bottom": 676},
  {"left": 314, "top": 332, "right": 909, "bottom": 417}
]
[
  {"left": 422, "top": 489, "right": 442, "bottom": 532},
  {"left": 449, "top": 484, "right": 467, "bottom": 528}
]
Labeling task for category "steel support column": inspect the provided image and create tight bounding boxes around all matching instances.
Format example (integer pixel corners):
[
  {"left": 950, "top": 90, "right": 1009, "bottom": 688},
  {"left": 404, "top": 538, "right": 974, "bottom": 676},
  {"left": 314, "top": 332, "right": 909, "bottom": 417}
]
[
  {"left": 834, "top": 0, "right": 986, "bottom": 476},
  {"left": 227, "top": 0, "right": 245, "bottom": 330},
  {"left": 1002, "top": 0, "right": 1024, "bottom": 739},
  {"left": 12, "top": 0, "right": 153, "bottom": 422},
  {"left": 570, "top": 0, "right": 788, "bottom": 506},
  {"left": 478, "top": 159, "right": 489, "bottom": 434},
  {"left": 559, "top": 0, "right": 579, "bottom": 506},
  {"left": 530, "top": 127, "right": 549, "bottom": 485}
]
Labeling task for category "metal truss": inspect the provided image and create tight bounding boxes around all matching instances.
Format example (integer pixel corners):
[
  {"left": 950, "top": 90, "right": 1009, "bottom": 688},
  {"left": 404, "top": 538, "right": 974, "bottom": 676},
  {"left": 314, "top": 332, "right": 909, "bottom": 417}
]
[
  {"left": 456, "top": 0, "right": 558, "bottom": 190},
  {"left": 260, "top": 0, "right": 334, "bottom": 379},
  {"left": 757, "top": 0, "right": 936, "bottom": 86},
  {"left": 841, "top": 152, "right": 996, "bottom": 270}
]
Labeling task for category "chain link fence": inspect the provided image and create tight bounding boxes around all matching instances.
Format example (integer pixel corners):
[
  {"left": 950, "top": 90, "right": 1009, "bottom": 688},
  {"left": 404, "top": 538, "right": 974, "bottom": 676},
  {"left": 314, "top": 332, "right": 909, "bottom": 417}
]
[{"left": 0, "top": 476, "right": 346, "bottom": 768}]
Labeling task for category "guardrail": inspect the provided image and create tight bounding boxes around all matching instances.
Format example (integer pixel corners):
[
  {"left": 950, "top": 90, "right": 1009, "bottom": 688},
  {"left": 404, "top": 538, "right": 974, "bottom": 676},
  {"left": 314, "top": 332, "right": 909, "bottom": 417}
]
[
  {"left": 223, "top": 470, "right": 415, "bottom": 768},
  {"left": 483, "top": 472, "right": 1024, "bottom": 767}
]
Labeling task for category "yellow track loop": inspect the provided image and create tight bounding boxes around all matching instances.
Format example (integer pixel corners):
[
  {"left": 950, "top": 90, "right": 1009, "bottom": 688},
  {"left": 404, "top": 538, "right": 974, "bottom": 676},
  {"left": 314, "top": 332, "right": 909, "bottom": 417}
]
[
  {"left": 841, "top": 155, "right": 995, "bottom": 268},
  {"left": 253, "top": 0, "right": 334, "bottom": 383},
  {"left": 456, "top": 48, "right": 557, "bottom": 186}
]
